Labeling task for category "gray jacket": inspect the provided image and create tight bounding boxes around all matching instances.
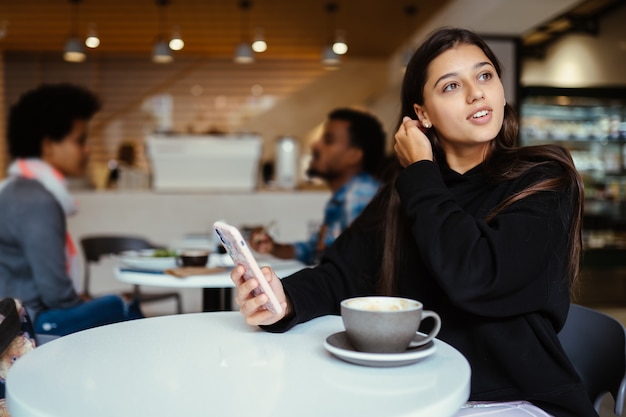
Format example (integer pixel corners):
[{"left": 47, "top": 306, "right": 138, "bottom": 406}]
[{"left": 0, "top": 177, "right": 81, "bottom": 320}]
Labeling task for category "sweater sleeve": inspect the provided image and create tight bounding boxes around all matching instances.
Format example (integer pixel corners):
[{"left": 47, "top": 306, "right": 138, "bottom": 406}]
[
  {"left": 395, "top": 160, "right": 574, "bottom": 317},
  {"left": 8, "top": 182, "right": 81, "bottom": 310},
  {"left": 262, "top": 224, "right": 381, "bottom": 332}
]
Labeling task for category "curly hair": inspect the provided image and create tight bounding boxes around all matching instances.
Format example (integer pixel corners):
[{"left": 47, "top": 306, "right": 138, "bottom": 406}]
[{"left": 7, "top": 83, "right": 101, "bottom": 158}]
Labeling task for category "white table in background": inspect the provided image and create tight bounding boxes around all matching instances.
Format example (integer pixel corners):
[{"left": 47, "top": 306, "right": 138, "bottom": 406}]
[
  {"left": 7, "top": 312, "right": 470, "bottom": 417},
  {"left": 114, "top": 257, "right": 307, "bottom": 311}
]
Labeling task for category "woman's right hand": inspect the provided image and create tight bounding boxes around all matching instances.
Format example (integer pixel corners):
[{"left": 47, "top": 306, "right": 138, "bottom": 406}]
[
  {"left": 230, "top": 265, "right": 290, "bottom": 326},
  {"left": 394, "top": 116, "right": 433, "bottom": 167}
]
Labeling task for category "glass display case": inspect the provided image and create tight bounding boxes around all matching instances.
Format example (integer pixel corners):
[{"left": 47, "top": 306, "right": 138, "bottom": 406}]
[{"left": 520, "top": 87, "right": 626, "bottom": 247}]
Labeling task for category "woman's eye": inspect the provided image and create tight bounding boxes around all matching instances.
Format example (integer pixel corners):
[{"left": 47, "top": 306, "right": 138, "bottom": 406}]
[
  {"left": 478, "top": 72, "right": 493, "bottom": 81},
  {"left": 443, "top": 83, "right": 459, "bottom": 92}
]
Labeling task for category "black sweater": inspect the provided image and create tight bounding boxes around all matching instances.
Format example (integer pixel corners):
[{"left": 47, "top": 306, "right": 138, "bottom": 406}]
[{"left": 265, "top": 160, "right": 598, "bottom": 417}]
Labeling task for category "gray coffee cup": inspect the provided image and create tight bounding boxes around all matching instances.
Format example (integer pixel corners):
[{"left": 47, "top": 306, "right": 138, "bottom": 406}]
[{"left": 340, "top": 296, "right": 441, "bottom": 353}]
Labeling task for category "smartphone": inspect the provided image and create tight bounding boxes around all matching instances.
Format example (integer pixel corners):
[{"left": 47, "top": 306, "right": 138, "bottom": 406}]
[{"left": 213, "top": 221, "right": 283, "bottom": 315}]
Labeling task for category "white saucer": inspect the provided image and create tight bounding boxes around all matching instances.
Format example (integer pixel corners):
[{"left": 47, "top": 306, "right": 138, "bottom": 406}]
[{"left": 323, "top": 331, "right": 436, "bottom": 367}]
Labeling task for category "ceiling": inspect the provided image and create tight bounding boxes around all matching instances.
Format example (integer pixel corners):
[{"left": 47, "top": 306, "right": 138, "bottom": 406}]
[
  {"left": 0, "top": 0, "right": 450, "bottom": 60},
  {"left": 521, "top": 0, "right": 624, "bottom": 57},
  {"left": 0, "top": 0, "right": 620, "bottom": 62}
]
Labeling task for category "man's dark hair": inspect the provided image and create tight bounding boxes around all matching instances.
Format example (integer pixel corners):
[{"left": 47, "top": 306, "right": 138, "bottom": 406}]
[
  {"left": 7, "top": 83, "right": 101, "bottom": 158},
  {"left": 328, "top": 108, "right": 386, "bottom": 177}
]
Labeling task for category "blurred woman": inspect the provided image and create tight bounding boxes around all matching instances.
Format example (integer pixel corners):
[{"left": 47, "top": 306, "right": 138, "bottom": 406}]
[{"left": 0, "top": 84, "right": 143, "bottom": 337}]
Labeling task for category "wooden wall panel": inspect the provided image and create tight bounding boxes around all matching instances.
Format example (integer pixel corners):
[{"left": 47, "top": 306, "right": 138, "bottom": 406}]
[
  {"left": 2, "top": 51, "right": 395, "bottom": 190},
  {"left": 3, "top": 52, "right": 330, "bottom": 185}
]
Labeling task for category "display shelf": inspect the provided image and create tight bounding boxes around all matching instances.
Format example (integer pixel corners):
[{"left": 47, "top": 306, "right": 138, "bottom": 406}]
[{"left": 520, "top": 87, "right": 626, "bottom": 206}]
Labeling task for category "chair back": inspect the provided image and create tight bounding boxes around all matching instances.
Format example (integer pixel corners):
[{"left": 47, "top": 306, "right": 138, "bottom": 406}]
[
  {"left": 558, "top": 303, "right": 626, "bottom": 415},
  {"left": 81, "top": 235, "right": 156, "bottom": 262},
  {"left": 80, "top": 235, "right": 157, "bottom": 297}
]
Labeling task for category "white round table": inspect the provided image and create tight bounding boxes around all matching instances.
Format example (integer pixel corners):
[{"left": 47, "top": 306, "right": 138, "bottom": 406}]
[
  {"left": 115, "top": 258, "right": 306, "bottom": 311},
  {"left": 115, "top": 258, "right": 306, "bottom": 288},
  {"left": 7, "top": 312, "right": 470, "bottom": 417},
  {"left": 115, "top": 266, "right": 235, "bottom": 288}
]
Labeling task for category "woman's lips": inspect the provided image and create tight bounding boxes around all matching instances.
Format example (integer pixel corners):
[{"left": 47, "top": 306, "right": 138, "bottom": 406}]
[{"left": 467, "top": 107, "right": 493, "bottom": 124}]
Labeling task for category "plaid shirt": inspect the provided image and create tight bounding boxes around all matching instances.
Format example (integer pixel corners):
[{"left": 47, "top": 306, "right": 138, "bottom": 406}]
[{"left": 293, "top": 172, "right": 380, "bottom": 265}]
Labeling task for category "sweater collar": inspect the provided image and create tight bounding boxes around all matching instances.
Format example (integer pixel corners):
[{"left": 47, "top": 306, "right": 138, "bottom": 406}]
[{"left": 439, "top": 160, "right": 485, "bottom": 181}]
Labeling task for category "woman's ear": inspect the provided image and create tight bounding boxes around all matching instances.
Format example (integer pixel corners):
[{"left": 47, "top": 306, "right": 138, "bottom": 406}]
[
  {"left": 40, "top": 137, "right": 53, "bottom": 159},
  {"left": 412, "top": 104, "right": 431, "bottom": 128}
]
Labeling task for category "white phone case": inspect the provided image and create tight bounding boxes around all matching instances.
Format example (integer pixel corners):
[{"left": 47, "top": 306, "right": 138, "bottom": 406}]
[{"left": 213, "top": 221, "right": 283, "bottom": 315}]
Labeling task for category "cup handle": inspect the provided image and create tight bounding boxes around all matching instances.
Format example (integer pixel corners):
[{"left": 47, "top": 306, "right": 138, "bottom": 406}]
[{"left": 409, "top": 310, "right": 441, "bottom": 348}]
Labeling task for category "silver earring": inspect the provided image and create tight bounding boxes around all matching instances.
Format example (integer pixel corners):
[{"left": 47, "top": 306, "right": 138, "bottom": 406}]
[{"left": 423, "top": 121, "right": 430, "bottom": 128}]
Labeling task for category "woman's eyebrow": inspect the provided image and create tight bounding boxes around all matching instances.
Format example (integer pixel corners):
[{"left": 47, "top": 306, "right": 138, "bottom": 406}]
[{"left": 432, "top": 61, "right": 494, "bottom": 89}]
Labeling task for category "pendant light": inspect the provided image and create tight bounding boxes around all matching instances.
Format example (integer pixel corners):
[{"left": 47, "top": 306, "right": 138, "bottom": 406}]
[
  {"left": 401, "top": 4, "right": 418, "bottom": 71},
  {"left": 169, "top": 25, "right": 185, "bottom": 51},
  {"left": 251, "top": 28, "right": 267, "bottom": 53},
  {"left": 153, "top": 40, "right": 172, "bottom": 63},
  {"left": 64, "top": 0, "right": 86, "bottom": 63},
  {"left": 234, "top": 0, "right": 254, "bottom": 64},
  {"left": 85, "top": 23, "right": 100, "bottom": 49},
  {"left": 329, "top": 2, "right": 348, "bottom": 57},
  {"left": 322, "top": 45, "right": 340, "bottom": 68},
  {"left": 322, "top": 3, "right": 341, "bottom": 68},
  {"left": 0, "top": 20, "right": 9, "bottom": 40},
  {"left": 332, "top": 30, "right": 348, "bottom": 55},
  {"left": 153, "top": 0, "right": 173, "bottom": 63}
]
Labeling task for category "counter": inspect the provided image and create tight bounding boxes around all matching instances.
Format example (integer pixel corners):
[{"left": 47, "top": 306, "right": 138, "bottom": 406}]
[{"left": 146, "top": 135, "right": 262, "bottom": 192}]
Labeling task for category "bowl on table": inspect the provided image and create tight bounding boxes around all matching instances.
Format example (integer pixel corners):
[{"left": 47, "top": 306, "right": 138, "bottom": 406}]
[{"left": 177, "top": 250, "right": 210, "bottom": 267}]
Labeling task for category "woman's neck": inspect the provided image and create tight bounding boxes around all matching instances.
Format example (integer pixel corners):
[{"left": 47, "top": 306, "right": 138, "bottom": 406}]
[{"left": 442, "top": 143, "right": 489, "bottom": 174}]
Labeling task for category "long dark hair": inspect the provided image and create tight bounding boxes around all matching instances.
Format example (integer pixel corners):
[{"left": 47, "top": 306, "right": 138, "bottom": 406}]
[{"left": 372, "top": 27, "right": 583, "bottom": 296}]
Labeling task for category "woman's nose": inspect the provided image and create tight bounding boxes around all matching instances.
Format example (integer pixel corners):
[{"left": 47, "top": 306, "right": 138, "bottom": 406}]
[{"left": 466, "top": 83, "right": 485, "bottom": 103}]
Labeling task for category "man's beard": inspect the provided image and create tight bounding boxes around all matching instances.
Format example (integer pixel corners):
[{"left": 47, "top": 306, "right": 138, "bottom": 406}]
[{"left": 306, "top": 166, "right": 341, "bottom": 182}]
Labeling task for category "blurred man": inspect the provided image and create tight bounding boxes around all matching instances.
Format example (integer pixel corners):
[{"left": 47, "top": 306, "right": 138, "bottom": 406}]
[{"left": 250, "top": 108, "right": 386, "bottom": 265}]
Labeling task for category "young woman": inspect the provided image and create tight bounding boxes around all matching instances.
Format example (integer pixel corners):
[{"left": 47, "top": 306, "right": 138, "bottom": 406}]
[
  {"left": 230, "top": 28, "right": 596, "bottom": 417},
  {"left": 0, "top": 83, "right": 143, "bottom": 337}
]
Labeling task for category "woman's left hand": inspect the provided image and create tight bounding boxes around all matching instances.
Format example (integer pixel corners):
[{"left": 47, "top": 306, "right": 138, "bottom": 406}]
[
  {"left": 231, "top": 265, "right": 290, "bottom": 326},
  {"left": 394, "top": 116, "right": 433, "bottom": 167}
]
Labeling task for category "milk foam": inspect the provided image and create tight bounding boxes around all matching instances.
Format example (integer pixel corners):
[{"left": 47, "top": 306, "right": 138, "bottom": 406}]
[{"left": 345, "top": 297, "right": 417, "bottom": 312}]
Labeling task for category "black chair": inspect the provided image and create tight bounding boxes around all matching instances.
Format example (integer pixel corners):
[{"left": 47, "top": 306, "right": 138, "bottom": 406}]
[
  {"left": 80, "top": 235, "right": 183, "bottom": 314},
  {"left": 558, "top": 303, "right": 626, "bottom": 415}
]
